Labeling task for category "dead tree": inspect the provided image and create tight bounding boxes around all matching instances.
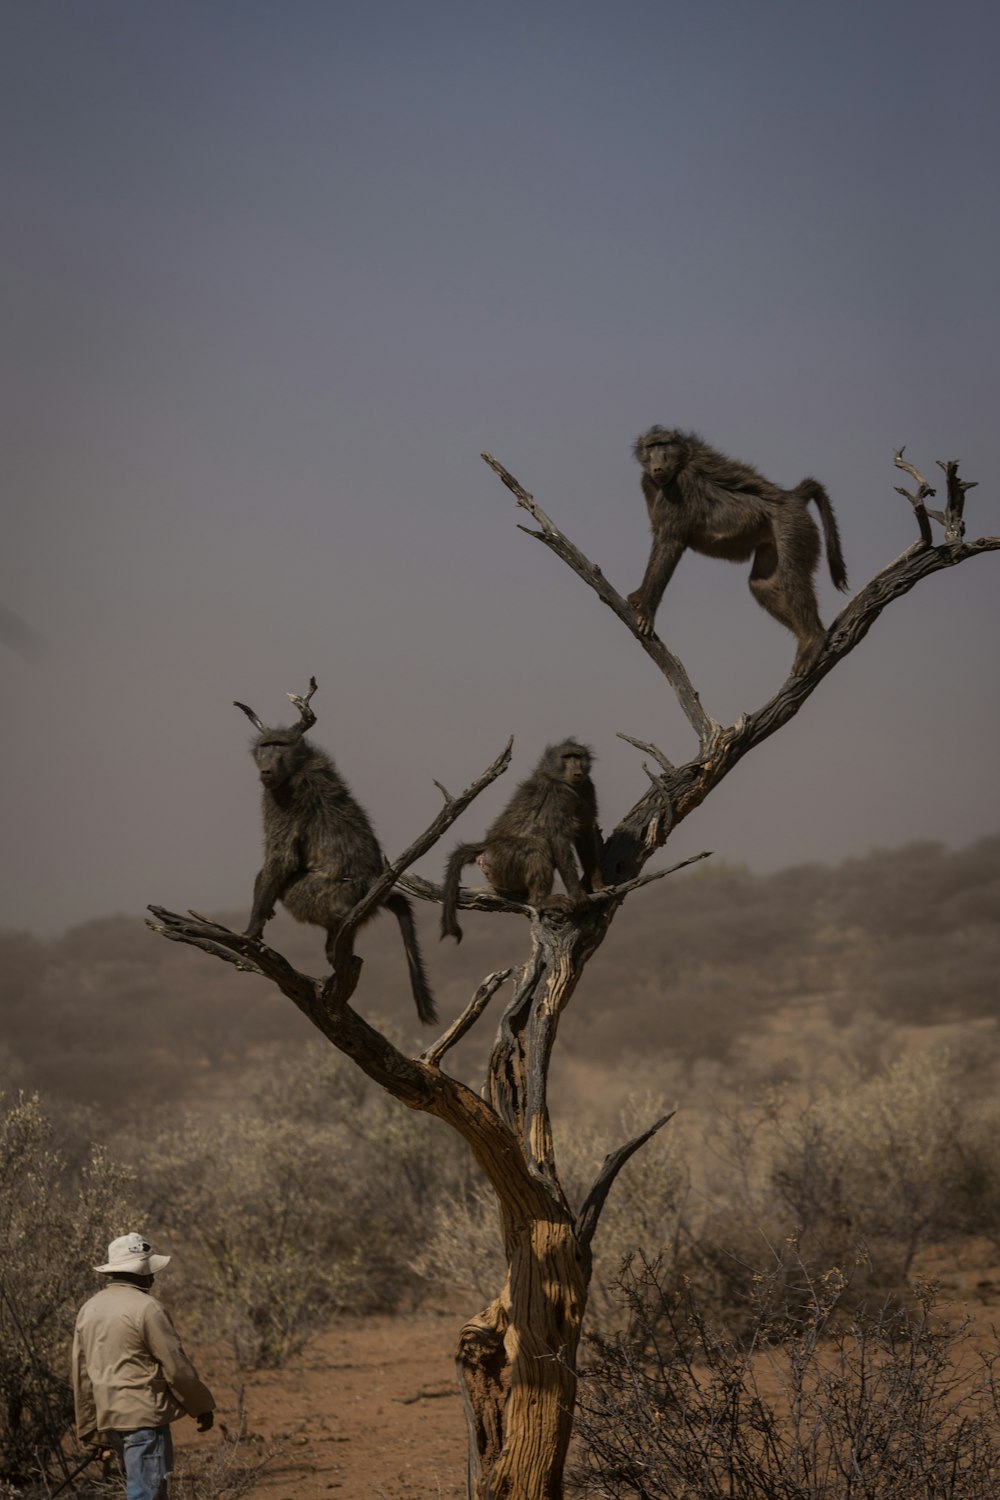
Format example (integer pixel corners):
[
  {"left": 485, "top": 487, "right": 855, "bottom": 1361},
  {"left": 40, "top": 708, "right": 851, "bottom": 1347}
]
[{"left": 149, "top": 446, "right": 996, "bottom": 1500}]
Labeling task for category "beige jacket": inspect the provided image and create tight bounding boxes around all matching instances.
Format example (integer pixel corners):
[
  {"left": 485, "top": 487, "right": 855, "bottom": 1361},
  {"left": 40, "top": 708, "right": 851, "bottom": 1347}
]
[{"left": 72, "top": 1281, "right": 214, "bottom": 1445}]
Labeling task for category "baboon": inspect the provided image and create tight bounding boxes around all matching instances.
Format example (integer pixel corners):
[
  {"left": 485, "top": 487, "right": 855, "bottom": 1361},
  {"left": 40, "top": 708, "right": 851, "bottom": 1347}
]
[
  {"left": 440, "top": 740, "right": 604, "bottom": 943},
  {"left": 627, "top": 427, "right": 849, "bottom": 675},
  {"left": 235, "top": 679, "right": 437, "bottom": 1025}
]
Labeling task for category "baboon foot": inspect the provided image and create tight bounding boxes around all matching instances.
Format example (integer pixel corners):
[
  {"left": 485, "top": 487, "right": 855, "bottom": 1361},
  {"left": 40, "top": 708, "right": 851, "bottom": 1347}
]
[
  {"left": 538, "top": 893, "right": 576, "bottom": 913},
  {"left": 792, "top": 634, "right": 826, "bottom": 676},
  {"left": 627, "top": 593, "right": 655, "bottom": 636}
]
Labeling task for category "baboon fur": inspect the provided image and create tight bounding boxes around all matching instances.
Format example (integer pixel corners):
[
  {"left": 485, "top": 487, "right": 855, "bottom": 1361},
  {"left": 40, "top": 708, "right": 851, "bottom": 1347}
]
[
  {"left": 242, "top": 724, "right": 437, "bottom": 1025},
  {"left": 440, "top": 741, "right": 604, "bottom": 943},
  {"left": 628, "top": 427, "right": 849, "bottom": 675}
]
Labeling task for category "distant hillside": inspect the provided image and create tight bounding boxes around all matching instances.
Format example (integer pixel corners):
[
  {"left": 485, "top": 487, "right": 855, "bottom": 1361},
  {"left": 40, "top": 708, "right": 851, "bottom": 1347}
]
[{"left": 1, "top": 837, "right": 997, "bottom": 1116}]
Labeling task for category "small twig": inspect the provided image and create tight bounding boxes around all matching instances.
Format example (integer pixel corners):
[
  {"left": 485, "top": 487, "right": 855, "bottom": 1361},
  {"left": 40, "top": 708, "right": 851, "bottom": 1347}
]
[
  {"left": 893, "top": 447, "right": 936, "bottom": 544},
  {"left": 938, "top": 458, "right": 976, "bottom": 543},
  {"left": 422, "top": 968, "right": 513, "bottom": 1065},
  {"left": 617, "top": 731, "right": 678, "bottom": 846},
  {"left": 481, "top": 452, "right": 720, "bottom": 754},
  {"left": 592, "top": 850, "right": 712, "bottom": 902},
  {"left": 617, "top": 731, "right": 676, "bottom": 775},
  {"left": 398, "top": 1387, "right": 458, "bottom": 1405}
]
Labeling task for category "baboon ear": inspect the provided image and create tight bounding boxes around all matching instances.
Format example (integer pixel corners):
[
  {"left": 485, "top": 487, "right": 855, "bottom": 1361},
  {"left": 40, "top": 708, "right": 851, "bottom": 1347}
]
[{"left": 234, "top": 701, "right": 267, "bottom": 733}]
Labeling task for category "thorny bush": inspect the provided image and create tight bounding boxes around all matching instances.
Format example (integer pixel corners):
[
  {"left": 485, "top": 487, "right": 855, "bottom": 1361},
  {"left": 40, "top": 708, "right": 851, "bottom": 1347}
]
[{"left": 573, "top": 1252, "right": 1000, "bottom": 1499}]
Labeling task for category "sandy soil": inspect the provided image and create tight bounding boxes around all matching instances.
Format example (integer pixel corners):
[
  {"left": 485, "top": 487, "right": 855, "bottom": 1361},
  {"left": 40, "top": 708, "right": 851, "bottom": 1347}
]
[
  {"left": 181, "top": 1313, "right": 469, "bottom": 1499},
  {"left": 173, "top": 1251, "right": 1000, "bottom": 1499}
]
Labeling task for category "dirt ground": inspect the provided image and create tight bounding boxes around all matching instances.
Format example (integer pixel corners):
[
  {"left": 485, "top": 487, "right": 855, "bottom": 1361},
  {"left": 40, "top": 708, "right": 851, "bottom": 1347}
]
[
  {"left": 180, "top": 1313, "right": 469, "bottom": 1499},
  {"left": 170, "top": 1244, "right": 1000, "bottom": 1499}
]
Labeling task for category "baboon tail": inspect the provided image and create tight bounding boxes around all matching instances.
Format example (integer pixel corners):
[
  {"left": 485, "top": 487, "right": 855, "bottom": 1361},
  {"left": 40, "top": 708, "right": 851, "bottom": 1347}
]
[
  {"left": 385, "top": 891, "right": 437, "bottom": 1026},
  {"left": 440, "top": 842, "right": 484, "bottom": 945},
  {"left": 799, "top": 478, "right": 849, "bottom": 592}
]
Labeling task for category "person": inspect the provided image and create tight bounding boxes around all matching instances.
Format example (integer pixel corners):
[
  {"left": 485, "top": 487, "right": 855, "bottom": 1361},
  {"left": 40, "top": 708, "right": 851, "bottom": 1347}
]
[{"left": 72, "top": 1232, "right": 215, "bottom": 1500}]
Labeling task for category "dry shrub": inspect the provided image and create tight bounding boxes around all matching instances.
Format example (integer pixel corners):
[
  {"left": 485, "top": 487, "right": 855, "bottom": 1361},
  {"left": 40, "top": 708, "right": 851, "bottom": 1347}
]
[
  {"left": 574, "top": 1253, "right": 1000, "bottom": 1498},
  {"left": 678, "top": 1050, "right": 1000, "bottom": 1328},
  {"left": 0, "top": 1091, "right": 138, "bottom": 1489},
  {"left": 140, "top": 1041, "right": 468, "bottom": 1366},
  {"left": 415, "top": 1054, "right": 1000, "bottom": 1333},
  {"left": 169, "top": 1393, "right": 279, "bottom": 1500}
]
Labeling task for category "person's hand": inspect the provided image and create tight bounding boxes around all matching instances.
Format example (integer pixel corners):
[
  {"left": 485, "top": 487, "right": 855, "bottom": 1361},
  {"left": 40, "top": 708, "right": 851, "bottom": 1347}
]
[
  {"left": 93, "top": 1445, "right": 113, "bottom": 1461},
  {"left": 196, "top": 1411, "right": 214, "bottom": 1433}
]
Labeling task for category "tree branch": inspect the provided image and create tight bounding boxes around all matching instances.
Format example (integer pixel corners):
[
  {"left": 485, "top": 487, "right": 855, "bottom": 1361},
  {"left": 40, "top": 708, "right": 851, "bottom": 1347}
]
[
  {"left": 893, "top": 447, "right": 938, "bottom": 543},
  {"left": 481, "top": 452, "right": 720, "bottom": 754},
  {"left": 577, "top": 1111, "right": 676, "bottom": 1258},
  {"left": 328, "top": 737, "right": 513, "bottom": 974},
  {"left": 483, "top": 450, "right": 999, "bottom": 884},
  {"left": 398, "top": 870, "right": 539, "bottom": 919},
  {"left": 422, "top": 969, "right": 513, "bottom": 1066},
  {"left": 617, "top": 731, "right": 675, "bottom": 775},
  {"left": 938, "top": 458, "right": 977, "bottom": 542},
  {"left": 146, "top": 910, "right": 568, "bottom": 1219},
  {"left": 589, "top": 849, "right": 712, "bottom": 903}
]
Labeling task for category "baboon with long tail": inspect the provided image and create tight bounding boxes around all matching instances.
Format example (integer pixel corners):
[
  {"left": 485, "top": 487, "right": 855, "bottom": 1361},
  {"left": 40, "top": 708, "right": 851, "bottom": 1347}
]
[
  {"left": 440, "top": 740, "right": 604, "bottom": 943},
  {"left": 236, "top": 678, "right": 437, "bottom": 1024},
  {"left": 628, "top": 427, "right": 848, "bottom": 675}
]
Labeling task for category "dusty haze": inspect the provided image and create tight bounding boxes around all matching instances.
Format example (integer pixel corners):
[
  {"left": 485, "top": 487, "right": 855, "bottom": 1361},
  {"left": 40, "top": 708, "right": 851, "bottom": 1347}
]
[{"left": 1, "top": 2, "right": 997, "bottom": 934}]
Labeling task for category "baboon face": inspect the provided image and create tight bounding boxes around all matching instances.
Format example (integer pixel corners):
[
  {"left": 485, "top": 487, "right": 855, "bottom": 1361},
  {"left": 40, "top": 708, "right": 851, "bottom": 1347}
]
[
  {"left": 550, "top": 744, "right": 592, "bottom": 787},
  {"left": 252, "top": 733, "right": 303, "bottom": 790},
  {"left": 636, "top": 428, "right": 686, "bottom": 490}
]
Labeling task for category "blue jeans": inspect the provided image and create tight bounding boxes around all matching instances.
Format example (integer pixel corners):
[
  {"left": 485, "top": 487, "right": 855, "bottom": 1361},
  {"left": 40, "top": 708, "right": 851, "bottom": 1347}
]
[{"left": 110, "top": 1426, "right": 174, "bottom": 1500}]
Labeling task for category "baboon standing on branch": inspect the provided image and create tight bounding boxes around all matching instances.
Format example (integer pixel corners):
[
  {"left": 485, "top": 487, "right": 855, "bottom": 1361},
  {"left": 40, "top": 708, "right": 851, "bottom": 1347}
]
[
  {"left": 440, "top": 740, "right": 604, "bottom": 943},
  {"left": 236, "top": 679, "right": 437, "bottom": 1025},
  {"left": 628, "top": 427, "right": 849, "bottom": 674}
]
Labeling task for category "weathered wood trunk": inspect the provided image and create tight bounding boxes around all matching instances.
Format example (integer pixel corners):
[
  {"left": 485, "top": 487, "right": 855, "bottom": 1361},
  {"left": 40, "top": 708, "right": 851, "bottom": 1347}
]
[
  {"left": 448, "top": 909, "right": 613, "bottom": 1499},
  {"left": 457, "top": 1217, "right": 588, "bottom": 1500}
]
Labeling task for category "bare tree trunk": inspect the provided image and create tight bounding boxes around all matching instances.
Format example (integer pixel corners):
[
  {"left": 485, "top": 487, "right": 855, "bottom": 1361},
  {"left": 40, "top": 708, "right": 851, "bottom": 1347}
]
[
  {"left": 458, "top": 1217, "right": 587, "bottom": 1499},
  {"left": 456, "top": 914, "right": 600, "bottom": 1498},
  {"left": 149, "top": 446, "right": 995, "bottom": 1499}
]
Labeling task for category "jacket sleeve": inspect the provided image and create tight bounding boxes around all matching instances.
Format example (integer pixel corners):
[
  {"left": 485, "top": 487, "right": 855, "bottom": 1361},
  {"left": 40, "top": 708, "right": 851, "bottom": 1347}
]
[
  {"left": 71, "top": 1322, "right": 99, "bottom": 1447},
  {"left": 142, "top": 1301, "right": 215, "bottom": 1416}
]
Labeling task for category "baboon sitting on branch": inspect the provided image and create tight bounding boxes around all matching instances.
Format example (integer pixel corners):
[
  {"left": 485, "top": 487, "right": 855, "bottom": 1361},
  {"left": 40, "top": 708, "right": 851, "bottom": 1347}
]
[
  {"left": 236, "top": 678, "right": 437, "bottom": 1025},
  {"left": 628, "top": 427, "right": 849, "bottom": 675},
  {"left": 440, "top": 740, "right": 604, "bottom": 943}
]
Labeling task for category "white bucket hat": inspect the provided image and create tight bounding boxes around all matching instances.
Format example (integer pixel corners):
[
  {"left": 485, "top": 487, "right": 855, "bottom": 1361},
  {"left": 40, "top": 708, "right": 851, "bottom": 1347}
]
[{"left": 95, "top": 1232, "right": 171, "bottom": 1275}]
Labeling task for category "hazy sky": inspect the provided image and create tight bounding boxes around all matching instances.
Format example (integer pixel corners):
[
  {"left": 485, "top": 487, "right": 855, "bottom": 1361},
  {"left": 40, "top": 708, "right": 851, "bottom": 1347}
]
[{"left": 1, "top": 1, "right": 997, "bottom": 934}]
